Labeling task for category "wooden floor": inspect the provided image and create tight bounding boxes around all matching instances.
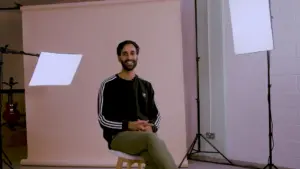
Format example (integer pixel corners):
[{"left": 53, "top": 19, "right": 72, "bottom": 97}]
[
  {"left": 2, "top": 146, "right": 247, "bottom": 169},
  {"left": 5, "top": 162, "right": 246, "bottom": 169}
]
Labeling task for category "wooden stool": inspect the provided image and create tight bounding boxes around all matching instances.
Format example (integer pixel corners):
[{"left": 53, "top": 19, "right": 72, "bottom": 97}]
[{"left": 110, "top": 150, "right": 144, "bottom": 169}]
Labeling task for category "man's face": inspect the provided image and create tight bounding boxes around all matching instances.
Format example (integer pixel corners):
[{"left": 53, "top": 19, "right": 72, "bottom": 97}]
[{"left": 118, "top": 44, "right": 138, "bottom": 71}]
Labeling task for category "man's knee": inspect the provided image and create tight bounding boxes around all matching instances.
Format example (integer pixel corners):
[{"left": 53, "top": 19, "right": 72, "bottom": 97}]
[{"left": 143, "top": 132, "right": 163, "bottom": 144}]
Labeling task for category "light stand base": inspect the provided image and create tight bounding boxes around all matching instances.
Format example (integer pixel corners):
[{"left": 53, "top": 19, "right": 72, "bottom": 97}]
[
  {"left": 178, "top": 133, "right": 233, "bottom": 168},
  {"left": 263, "top": 163, "right": 278, "bottom": 169}
]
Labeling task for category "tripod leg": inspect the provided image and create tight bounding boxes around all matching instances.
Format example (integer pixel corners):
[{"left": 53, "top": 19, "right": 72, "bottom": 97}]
[
  {"left": 178, "top": 135, "right": 198, "bottom": 168},
  {"left": 187, "top": 135, "right": 199, "bottom": 158},
  {"left": 199, "top": 134, "right": 233, "bottom": 164},
  {"left": 2, "top": 151, "right": 13, "bottom": 165},
  {"left": 3, "top": 159, "right": 14, "bottom": 169}
]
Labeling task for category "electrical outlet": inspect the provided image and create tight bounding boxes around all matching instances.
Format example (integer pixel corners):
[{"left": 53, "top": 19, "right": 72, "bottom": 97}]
[{"left": 205, "top": 132, "right": 215, "bottom": 139}]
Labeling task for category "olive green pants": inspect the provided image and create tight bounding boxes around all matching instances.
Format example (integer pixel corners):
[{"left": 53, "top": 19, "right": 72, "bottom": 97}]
[{"left": 110, "top": 131, "right": 177, "bottom": 169}]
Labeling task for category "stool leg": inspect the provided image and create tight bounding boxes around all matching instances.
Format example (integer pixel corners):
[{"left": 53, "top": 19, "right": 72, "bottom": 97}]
[
  {"left": 138, "top": 162, "right": 143, "bottom": 169},
  {"left": 126, "top": 161, "right": 133, "bottom": 169},
  {"left": 116, "top": 157, "right": 123, "bottom": 169}
]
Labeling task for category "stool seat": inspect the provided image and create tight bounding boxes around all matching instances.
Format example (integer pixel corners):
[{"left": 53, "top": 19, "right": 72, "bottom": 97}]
[
  {"left": 110, "top": 150, "right": 143, "bottom": 160},
  {"left": 110, "top": 150, "right": 144, "bottom": 169}
]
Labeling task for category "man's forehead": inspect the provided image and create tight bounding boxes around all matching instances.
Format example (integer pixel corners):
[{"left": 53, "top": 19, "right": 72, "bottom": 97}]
[{"left": 122, "top": 45, "right": 136, "bottom": 52}]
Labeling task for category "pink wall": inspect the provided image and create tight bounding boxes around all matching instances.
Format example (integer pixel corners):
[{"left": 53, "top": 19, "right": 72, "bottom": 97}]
[
  {"left": 265, "top": 1, "right": 300, "bottom": 167},
  {"left": 180, "top": 0, "right": 197, "bottom": 147},
  {"left": 181, "top": 0, "right": 213, "bottom": 152}
]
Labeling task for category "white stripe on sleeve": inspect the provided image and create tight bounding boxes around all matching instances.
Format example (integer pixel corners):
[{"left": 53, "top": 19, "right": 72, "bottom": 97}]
[
  {"left": 98, "top": 76, "right": 123, "bottom": 130},
  {"left": 154, "top": 113, "right": 161, "bottom": 129}
]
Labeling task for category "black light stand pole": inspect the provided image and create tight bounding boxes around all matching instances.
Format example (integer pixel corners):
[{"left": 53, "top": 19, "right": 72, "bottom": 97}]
[
  {"left": 262, "top": 51, "right": 277, "bottom": 169},
  {"left": 0, "top": 46, "right": 39, "bottom": 57},
  {"left": 263, "top": 1, "right": 277, "bottom": 169},
  {"left": 178, "top": 0, "right": 233, "bottom": 168},
  {"left": 0, "top": 46, "right": 14, "bottom": 169},
  {"left": 0, "top": 45, "right": 39, "bottom": 169}
]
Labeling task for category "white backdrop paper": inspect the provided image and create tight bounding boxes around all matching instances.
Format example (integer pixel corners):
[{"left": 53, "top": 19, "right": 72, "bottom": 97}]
[
  {"left": 228, "top": 0, "right": 274, "bottom": 54},
  {"left": 21, "top": 0, "right": 187, "bottom": 167},
  {"left": 29, "top": 52, "right": 82, "bottom": 86}
]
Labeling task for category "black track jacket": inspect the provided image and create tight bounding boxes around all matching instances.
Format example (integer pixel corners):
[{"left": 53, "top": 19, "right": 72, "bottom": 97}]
[{"left": 97, "top": 74, "right": 161, "bottom": 148}]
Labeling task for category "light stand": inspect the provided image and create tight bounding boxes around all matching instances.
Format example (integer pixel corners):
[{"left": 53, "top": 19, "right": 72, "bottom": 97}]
[
  {"left": 0, "top": 45, "right": 39, "bottom": 169},
  {"left": 1, "top": 4, "right": 30, "bottom": 169},
  {"left": 178, "top": 56, "right": 234, "bottom": 168},
  {"left": 178, "top": 0, "right": 233, "bottom": 167},
  {"left": 262, "top": 51, "right": 277, "bottom": 169},
  {"left": 0, "top": 46, "right": 14, "bottom": 169},
  {"left": 263, "top": 2, "right": 277, "bottom": 168}
]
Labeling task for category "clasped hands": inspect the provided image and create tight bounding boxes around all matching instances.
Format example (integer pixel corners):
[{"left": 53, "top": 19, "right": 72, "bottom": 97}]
[{"left": 128, "top": 119, "right": 153, "bottom": 132}]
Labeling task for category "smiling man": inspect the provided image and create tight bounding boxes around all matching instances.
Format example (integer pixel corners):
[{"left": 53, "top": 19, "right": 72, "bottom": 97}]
[{"left": 98, "top": 40, "right": 177, "bottom": 169}]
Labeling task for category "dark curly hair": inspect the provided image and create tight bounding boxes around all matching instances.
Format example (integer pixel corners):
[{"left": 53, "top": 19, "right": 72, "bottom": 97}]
[{"left": 116, "top": 40, "right": 140, "bottom": 56}]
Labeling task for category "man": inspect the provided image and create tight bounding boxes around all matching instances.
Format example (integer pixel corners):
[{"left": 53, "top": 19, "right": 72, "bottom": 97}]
[{"left": 98, "top": 40, "right": 177, "bottom": 169}]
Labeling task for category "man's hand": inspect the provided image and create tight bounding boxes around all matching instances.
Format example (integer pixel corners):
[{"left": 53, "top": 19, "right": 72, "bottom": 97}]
[
  {"left": 143, "top": 125, "right": 153, "bottom": 132},
  {"left": 137, "top": 120, "right": 154, "bottom": 132},
  {"left": 128, "top": 120, "right": 149, "bottom": 131}
]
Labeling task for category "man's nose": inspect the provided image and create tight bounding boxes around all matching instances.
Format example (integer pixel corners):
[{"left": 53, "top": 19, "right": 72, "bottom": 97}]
[{"left": 128, "top": 54, "right": 134, "bottom": 60}]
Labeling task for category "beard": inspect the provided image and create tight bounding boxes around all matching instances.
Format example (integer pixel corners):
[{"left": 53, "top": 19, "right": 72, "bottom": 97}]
[{"left": 121, "top": 59, "right": 137, "bottom": 71}]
